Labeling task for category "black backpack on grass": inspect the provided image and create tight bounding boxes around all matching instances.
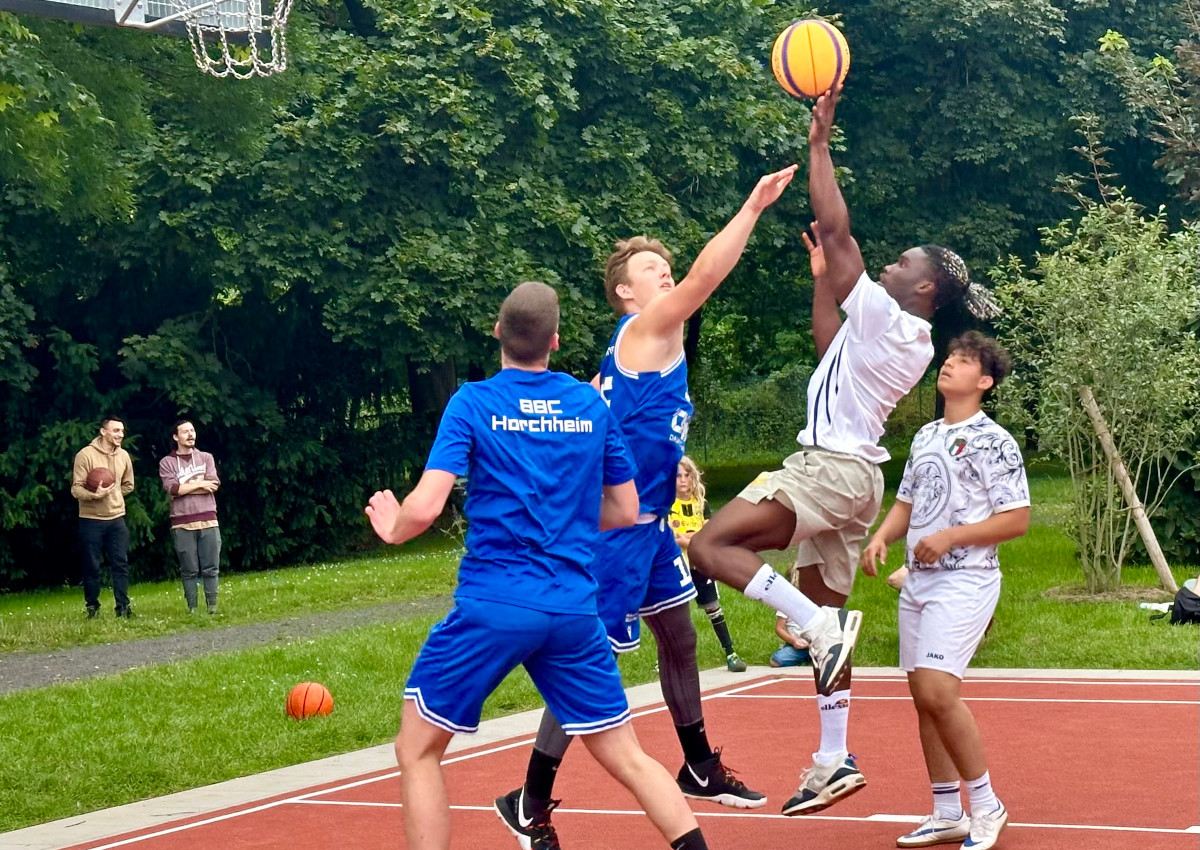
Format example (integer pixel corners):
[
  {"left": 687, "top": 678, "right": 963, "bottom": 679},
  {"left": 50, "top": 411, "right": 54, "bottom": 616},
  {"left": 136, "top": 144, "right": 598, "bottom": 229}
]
[{"left": 1152, "top": 585, "right": 1200, "bottom": 625}]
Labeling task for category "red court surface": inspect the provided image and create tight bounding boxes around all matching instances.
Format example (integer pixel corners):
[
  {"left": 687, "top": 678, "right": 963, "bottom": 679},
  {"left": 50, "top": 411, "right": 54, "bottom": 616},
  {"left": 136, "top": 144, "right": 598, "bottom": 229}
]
[{"left": 66, "top": 673, "right": 1199, "bottom": 850}]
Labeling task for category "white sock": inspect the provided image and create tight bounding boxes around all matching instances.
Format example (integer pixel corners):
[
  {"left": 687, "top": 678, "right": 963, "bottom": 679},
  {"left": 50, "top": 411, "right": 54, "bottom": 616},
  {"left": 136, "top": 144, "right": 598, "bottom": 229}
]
[
  {"left": 815, "top": 689, "right": 850, "bottom": 763},
  {"left": 744, "top": 565, "right": 821, "bottom": 629},
  {"left": 932, "top": 781, "right": 963, "bottom": 820},
  {"left": 965, "top": 771, "right": 999, "bottom": 814}
]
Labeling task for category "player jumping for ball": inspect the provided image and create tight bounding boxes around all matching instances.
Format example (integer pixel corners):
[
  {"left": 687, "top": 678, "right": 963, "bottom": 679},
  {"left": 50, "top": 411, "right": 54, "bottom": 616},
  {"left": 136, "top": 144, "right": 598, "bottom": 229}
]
[
  {"left": 688, "top": 84, "right": 1001, "bottom": 816},
  {"left": 862, "top": 332, "right": 1029, "bottom": 850},
  {"left": 495, "top": 166, "right": 798, "bottom": 850},
  {"left": 367, "top": 282, "right": 713, "bottom": 850}
]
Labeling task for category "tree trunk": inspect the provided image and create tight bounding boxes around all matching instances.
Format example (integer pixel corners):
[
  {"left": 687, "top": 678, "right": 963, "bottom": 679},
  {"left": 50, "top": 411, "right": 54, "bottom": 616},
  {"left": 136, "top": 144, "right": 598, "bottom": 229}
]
[
  {"left": 407, "top": 359, "right": 457, "bottom": 417},
  {"left": 1078, "top": 385, "right": 1179, "bottom": 592}
]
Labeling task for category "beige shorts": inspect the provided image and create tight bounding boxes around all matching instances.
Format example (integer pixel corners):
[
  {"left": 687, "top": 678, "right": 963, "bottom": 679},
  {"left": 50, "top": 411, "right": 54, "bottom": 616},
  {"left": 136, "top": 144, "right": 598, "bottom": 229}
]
[{"left": 737, "top": 448, "right": 884, "bottom": 597}]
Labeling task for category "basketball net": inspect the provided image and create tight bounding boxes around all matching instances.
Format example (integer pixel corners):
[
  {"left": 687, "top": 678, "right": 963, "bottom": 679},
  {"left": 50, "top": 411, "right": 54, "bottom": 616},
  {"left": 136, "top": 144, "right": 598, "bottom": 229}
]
[{"left": 115, "top": 0, "right": 294, "bottom": 78}]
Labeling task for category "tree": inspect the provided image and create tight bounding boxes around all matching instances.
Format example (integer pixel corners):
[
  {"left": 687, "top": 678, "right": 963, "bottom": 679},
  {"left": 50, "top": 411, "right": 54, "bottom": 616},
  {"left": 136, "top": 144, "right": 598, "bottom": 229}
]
[
  {"left": 994, "top": 144, "right": 1199, "bottom": 590},
  {"left": 1098, "top": 0, "right": 1200, "bottom": 207}
]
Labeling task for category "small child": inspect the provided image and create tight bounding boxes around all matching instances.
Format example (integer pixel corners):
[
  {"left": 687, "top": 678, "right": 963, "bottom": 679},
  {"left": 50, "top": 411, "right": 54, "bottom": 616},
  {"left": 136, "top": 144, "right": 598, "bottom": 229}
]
[
  {"left": 770, "top": 564, "right": 811, "bottom": 667},
  {"left": 670, "top": 456, "right": 747, "bottom": 672},
  {"left": 770, "top": 613, "right": 812, "bottom": 667}
]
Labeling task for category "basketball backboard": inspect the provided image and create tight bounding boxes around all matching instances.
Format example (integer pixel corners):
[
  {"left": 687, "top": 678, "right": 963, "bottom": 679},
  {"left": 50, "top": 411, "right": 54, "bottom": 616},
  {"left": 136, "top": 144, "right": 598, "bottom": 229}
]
[
  {"left": 2, "top": 0, "right": 197, "bottom": 37},
  {"left": 0, "top": 0, "right": 292, "bottom": 77}
]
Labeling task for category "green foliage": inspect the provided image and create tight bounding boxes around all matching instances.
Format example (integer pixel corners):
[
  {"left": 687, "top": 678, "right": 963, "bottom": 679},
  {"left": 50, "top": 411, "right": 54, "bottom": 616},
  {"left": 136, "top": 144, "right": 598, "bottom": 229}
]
[
  {"left": 0, "top": 14, "right": 138, "bottom": 217},
  {"left": 1097, "top": 1, "right": 1200, "bottom": 206},
  {"left": 691, "top": 359, "right": 813, "bottom": 463},
  {"left": 0, "top": 0, "right": 811, "bottom": 587},
  {"left": 994, "top": 166, "right": 1200, "bottom": 589},
  {"left": 1135, "top": 433, "right": 1200, "bottom": 564},
  {"left": 0, "top": 0, "right": 1195, "bottom": 588}
]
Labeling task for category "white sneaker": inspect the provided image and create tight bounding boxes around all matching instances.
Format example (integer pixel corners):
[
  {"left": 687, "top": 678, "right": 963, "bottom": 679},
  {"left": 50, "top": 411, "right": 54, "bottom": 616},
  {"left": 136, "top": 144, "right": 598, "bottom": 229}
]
[
  {"left": 780, "top": 751, "right": 866, "bottom": 816},
  {"left": 800, "top": 606, "right": 862, "bottom": 694},
  {"left": 895, "top": 812, "right": 970, "bottom": 847},
  {"left": 962, "top": 802, "right": 1008, "bottom": 850}
]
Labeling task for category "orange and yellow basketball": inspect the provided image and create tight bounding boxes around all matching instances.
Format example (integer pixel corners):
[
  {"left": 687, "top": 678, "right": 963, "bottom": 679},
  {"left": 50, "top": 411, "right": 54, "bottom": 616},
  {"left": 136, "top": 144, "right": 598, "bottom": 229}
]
[
  {"left": 771, "top": 20, "right": 851, "bottom": 99},
  {"left": 286, "top": 682, "right": 333, "bottom": 720}
]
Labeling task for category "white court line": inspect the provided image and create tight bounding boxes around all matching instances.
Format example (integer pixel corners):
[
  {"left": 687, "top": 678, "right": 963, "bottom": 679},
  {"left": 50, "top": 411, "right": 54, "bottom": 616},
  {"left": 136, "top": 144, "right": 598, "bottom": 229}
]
[
  {"left": 714, "top": 694, "right": 1198, "bottom": 706},
  {"left": 67, "top": 676, "right": 771, "bottom": 850},
  {"left": 756, "top": 677, "right": 1200, "bottom": 688},
  {"left": 33, "top": 672, "right": 1195, "bottom": 850},
  {"left": 289, "top": 799, "right": 1199, "bottom": 836}
]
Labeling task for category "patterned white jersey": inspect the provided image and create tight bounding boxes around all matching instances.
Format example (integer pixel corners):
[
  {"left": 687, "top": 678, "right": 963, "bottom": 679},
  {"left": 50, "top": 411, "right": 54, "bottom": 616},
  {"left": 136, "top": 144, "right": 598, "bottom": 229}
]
[{"left": 896, "top": 410, "right": 1030, "bottom": 571}]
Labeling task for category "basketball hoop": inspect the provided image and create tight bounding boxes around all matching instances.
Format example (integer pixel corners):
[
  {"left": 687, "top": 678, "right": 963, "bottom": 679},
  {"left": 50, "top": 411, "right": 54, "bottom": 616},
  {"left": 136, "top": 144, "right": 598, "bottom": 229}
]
[{"left": 114, "top": 0, "right": 294, "bottom": 78}]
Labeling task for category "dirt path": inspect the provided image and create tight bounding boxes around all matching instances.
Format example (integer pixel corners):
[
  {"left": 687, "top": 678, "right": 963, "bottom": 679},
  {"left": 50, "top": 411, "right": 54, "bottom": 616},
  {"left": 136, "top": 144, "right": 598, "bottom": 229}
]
[{"left": 0, "top": 596, "right": 451, "bottom": 695}]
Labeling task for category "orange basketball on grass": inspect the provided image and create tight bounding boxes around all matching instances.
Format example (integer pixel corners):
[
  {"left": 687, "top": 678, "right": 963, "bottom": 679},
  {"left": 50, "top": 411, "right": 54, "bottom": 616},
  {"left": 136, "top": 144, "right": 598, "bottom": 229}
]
[
  {"left": 286, "top": 682, "right": 333, "bottom": 719},
  {"left": 771, "top": 19, "right": 851, "bottom": 99}
]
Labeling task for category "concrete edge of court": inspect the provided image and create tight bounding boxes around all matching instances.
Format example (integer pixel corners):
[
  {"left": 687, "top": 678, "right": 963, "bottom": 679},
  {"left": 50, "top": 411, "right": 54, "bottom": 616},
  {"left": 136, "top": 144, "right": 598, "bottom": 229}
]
[{"left": 2, "top": 665, "right": 1196, "bottom": 850}]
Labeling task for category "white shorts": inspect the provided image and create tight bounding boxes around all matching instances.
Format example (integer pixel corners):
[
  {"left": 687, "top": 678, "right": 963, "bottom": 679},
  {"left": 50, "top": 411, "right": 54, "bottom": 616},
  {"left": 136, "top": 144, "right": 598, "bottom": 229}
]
[{"left": 898, "top": 568, "right": 1001, "bottom": 678}]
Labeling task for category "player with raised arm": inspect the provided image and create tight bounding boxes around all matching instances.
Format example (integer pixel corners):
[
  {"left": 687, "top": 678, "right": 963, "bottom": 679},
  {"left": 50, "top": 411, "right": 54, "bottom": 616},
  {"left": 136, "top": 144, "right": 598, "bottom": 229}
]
[
  {"left": 367, "top": 282, "right": 713, "bottom": 850},
  {"left": 688, "top": 85, "right": 1000, "bottom": 817},
  {"left": 495, "top": 166, "right": 797, "bottom": 850},
  {"left": 861, "top": 332, "right": 1029, "bottom": 850}
]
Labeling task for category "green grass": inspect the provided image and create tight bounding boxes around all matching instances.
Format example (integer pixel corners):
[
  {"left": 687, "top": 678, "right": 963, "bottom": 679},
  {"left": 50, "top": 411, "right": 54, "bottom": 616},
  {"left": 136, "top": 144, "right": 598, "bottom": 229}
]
[
  {"left": 0, "top": 537, "right": 460, "bottom": 652},
  {"left": 1, "top": 467, "right": 1197, "bottom": 832}
]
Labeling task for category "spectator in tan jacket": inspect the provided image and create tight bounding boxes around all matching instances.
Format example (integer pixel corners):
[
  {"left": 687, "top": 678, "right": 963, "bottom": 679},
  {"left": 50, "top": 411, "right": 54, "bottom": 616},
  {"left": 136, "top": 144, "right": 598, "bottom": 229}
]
[
  {"left": 71, "top": 416, "right": 136, "bottom": 618},
  {"left": 159, "top": 420, "right": 222, "bottom": 614}
]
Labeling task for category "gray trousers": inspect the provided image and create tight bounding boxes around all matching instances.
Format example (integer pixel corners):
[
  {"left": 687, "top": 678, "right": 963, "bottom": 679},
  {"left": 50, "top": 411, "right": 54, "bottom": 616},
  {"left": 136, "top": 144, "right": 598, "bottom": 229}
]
[{"left": 172, "top": 526, "right": 221, "bottom": 609}]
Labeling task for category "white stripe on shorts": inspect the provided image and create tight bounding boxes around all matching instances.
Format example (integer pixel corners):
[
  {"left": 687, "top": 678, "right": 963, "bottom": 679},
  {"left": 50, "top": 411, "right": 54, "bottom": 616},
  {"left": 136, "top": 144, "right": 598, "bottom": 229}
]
[
  {"left": 637, "top": 587, "right": 698, "bottom": 617},
  {"left": 562, "top": 708, "right": 632, "bottom": 736},
  {"left": 404, "top": 687, "right": 478, "bottom": 734}
]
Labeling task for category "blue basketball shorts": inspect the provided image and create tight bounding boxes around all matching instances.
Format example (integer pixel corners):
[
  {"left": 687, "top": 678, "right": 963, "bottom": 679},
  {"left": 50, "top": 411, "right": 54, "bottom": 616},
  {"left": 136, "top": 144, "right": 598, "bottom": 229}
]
[
  {"left": 404, "top": 596, "right": 630, "bottom": 736},
  {"left": 593, "top": 519, "right": 697, "bottom": 653}
]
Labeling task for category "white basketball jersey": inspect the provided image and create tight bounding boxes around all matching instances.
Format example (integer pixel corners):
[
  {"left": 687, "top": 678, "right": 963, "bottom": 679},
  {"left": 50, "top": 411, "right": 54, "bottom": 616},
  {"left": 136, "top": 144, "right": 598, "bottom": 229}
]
[{"left": 798, "top": 272, "right": 933, "bottom": 463}]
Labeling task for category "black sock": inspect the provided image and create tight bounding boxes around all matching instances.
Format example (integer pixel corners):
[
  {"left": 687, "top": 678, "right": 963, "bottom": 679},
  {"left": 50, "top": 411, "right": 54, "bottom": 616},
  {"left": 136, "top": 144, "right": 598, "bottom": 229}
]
[
  {"left": 675, "top": 720, "right": 713, "bottom": 766},
  {"left": 524, "top": 748, "right": 562, "bottom": 804},
  {"left": 706, "top": 608, "right": 735, "bottom": 655},
  {"left": 671, "top": 827, "right": 709, "bottom": 850}
]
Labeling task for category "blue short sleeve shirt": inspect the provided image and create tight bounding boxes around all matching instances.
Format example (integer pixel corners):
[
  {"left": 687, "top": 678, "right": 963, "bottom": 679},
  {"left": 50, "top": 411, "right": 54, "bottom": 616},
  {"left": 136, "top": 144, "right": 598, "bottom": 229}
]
[{"left": 426, "top": 368, "right": 636, "bottom": 614}]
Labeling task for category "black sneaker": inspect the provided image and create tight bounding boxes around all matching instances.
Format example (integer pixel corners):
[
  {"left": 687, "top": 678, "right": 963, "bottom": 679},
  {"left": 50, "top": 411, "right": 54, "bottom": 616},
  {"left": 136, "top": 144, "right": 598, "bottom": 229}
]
[
  {"left": 494, "top": 788, "right": 561, "bottom": 850},
  {"left": 115, "top": 607, "right": 134, "bottom": 619},
  {"left": 86, "top": 608, "right": 100, "bottom": 619},
  {"left": 676, "top": 748, "right": 767, "bottom": 808}
]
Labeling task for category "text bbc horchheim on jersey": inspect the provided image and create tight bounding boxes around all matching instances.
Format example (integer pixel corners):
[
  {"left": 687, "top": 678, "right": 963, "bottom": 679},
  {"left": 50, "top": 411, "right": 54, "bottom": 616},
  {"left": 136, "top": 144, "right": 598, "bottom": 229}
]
[{"left": 492, "top": 399, "right": 596, "bottom": 433}]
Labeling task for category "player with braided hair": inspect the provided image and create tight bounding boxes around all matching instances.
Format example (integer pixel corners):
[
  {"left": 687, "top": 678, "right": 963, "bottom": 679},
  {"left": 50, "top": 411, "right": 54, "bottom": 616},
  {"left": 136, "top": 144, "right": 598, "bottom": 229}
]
[
  {"left": 688, "top": 83, "right": 1000, "bottom": 817},
  {"left": 923, "top": 245, "right": 1000, "bottom": 318}
]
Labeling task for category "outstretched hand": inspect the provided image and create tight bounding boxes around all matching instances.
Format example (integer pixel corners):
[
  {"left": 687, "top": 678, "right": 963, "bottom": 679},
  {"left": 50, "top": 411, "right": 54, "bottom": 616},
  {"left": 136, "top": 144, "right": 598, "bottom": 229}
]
[
  {"left": 745, "top": 164, "right": 798, "bottom": 213},
  {"left": 808, "top": 83, "right": 842, "bottom": 147},
  {"left": 801, "top": 220, "right": 826, "bottom": 280}
]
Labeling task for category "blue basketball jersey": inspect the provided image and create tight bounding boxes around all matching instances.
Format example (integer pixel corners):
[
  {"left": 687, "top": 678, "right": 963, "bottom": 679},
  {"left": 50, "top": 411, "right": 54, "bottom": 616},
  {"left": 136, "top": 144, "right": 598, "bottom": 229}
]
[
  {"left": 597, "top": 315, "right": 693, "bottom": 516},
  {"left": 425, "top": 368, "right": 637, "bottom": 615}
]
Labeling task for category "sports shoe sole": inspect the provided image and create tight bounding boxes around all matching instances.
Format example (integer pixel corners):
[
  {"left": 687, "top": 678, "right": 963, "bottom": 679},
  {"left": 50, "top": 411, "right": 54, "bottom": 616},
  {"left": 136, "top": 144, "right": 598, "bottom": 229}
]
[
  {"left": 681, "top": 789, "right": 768, "bottom": 809},
  {"left": 493, "top": 797, "right": 534, "bottom": 850},
  {"left": 815, "top": 609, "right": 862, "bottom": 694},
  {"left": 780, "top": 771, "right": 866, "bottom": 816}
]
